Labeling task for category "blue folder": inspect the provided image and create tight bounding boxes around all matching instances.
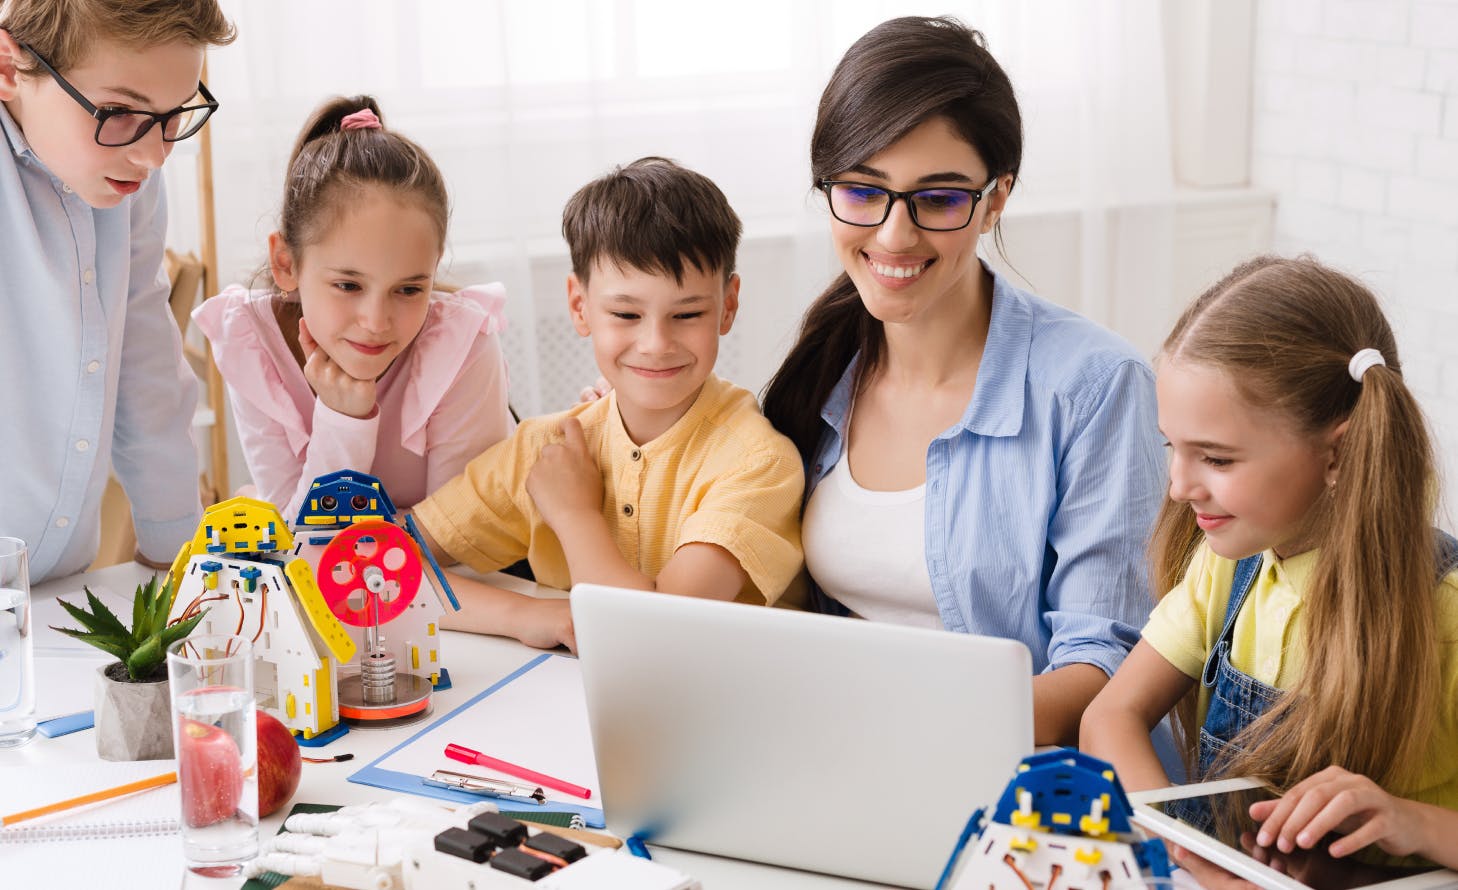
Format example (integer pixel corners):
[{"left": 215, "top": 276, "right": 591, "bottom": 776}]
[{"left": 347, "top": 654, "right": 605, "bottom": 827}]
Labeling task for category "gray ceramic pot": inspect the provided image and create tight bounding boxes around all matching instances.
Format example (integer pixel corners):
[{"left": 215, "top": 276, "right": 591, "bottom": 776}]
[{"left": 94, "top": 662, "right": 173, "bottom": 761}]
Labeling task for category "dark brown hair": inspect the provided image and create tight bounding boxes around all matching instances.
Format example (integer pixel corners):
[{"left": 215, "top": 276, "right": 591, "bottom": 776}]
[
  {"left": 762, "top": 16, "right": 1023, "bottom": 461},
  {"left": 1151, "top": 255, "right": 1441, "bottom": 794},
  {"left": 561, "top": 156, "right": 741, "bottom": 285},
  {"left": 1, "top": 0, "right": 235, "bottom": 74},
  {"left": 271, "top": 95, "right": 449, "bottom": 366}
]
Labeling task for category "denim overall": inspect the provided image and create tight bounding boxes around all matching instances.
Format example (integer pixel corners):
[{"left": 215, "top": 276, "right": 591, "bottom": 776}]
[{"left": 1170, "top": 531, "right": 1458, "bottom": 830}]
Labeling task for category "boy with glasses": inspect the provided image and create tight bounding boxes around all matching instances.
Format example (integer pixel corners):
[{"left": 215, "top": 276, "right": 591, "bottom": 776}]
[
  {"left": 413, "top": 158, "right": 805, "bottom": 652},
  {"left": 0, "top": 0, "right": 235, "bottom": 582}
]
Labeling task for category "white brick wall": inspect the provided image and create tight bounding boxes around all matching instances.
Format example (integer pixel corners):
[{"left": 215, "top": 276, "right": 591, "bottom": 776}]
[{"left": 1253, "top": 0, "right": 1458, "bottom": 527}]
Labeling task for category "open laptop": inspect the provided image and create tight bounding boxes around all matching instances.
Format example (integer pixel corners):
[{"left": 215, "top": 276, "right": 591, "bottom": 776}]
[{"left": 570, "top": 584, "right": 1034, "bottom": 889}]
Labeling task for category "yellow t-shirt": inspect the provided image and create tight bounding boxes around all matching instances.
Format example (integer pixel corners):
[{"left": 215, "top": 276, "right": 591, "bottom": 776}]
[
  {"left": 413, "top": 374, "right": 805, "bottom": 605},
  {"left": 1143, "top": 542, "right": 1458, "bottom": 810}
]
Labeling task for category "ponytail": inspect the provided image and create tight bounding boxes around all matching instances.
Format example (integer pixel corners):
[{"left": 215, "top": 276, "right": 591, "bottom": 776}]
[
  {"left": 277, "top": 94, "right": 447, "bottom": 258},
  {"left": 761, "top": 274, "right": 883, "bottom": 463}
]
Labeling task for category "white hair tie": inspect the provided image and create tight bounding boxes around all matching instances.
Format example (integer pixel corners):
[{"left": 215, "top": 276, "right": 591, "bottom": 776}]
[{"left": 1348, "top": 348, "right": 1386, "bottom": 382}]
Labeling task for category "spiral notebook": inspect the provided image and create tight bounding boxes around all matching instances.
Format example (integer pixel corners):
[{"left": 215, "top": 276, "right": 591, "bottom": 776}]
[{"left": 0, "top": 761, "right": 183, "bottom": 889}]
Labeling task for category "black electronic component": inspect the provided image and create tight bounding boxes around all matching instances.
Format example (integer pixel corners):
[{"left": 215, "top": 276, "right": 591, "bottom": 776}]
[
  {"left": 433, "top": 827, "right": 496, "bottom": 862},
  {"left": 523, "top": 831, "right": 587, "bottom": 863},
  {"left": 467, "top": 812, "right": 529, "bottom": 847},
  {"left": 490, "top": 846, "right": 554, "bottom": 880}
]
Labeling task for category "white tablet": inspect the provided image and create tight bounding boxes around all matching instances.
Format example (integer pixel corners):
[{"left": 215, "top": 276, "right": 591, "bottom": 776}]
[{"left": 1128, "top": 779, "right": 1458, "bottom": 890}]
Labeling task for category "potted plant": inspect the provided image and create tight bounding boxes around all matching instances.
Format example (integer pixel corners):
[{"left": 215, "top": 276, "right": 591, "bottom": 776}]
[{"left": 51, "top": 576, "right": 207, "bottom": 761}]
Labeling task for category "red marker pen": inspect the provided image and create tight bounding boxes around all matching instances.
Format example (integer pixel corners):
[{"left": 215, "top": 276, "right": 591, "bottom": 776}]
[{"left": 445, "top": 743, "right": 593, "bottom": 799}]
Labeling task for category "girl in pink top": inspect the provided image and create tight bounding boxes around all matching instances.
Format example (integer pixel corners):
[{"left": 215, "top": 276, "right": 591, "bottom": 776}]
[{"left": 193, "top": 96, "right": 514, "bottom": 522}]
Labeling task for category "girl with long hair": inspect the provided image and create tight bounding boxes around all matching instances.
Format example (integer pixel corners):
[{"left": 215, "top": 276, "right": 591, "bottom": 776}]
[{"left": 1081, "top": 256, "right": 1458, "bottom": 872}]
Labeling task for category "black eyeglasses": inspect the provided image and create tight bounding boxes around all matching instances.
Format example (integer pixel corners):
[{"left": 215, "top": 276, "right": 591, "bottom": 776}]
[
  {"left": 19, "top": 41, "right": 218, "bottom": 147},
  {"left": 819, "top": 177, "right": 998, "bottom": 232}
]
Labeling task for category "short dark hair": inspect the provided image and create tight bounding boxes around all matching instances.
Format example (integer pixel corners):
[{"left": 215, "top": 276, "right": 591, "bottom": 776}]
[{"left": 561, "top": 157, "right": 742, "bottom": 284}]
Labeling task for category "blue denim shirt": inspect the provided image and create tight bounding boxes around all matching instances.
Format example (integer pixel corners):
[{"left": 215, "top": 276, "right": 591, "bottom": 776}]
[
  {"left": 805, "top": 269, "right": 1164, "bottom": 677},
  {"left": 0, "top": 103, "right": 200, "bottom": 581}
]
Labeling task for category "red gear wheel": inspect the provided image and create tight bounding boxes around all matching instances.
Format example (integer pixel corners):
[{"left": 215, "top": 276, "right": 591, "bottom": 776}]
[{"left": 316, "top": 520, "right": 422, "bottom": 627}]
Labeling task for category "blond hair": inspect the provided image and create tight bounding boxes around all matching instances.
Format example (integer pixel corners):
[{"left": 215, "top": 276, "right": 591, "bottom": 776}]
[
  {"left": 1, "top": 0, "right": 235, "bottom": 74},
  {"left": 1150, "top": 255, "right": 1440, "bottom": 793}
]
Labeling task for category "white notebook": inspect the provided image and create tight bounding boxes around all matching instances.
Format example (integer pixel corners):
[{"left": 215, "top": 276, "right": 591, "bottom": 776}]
[{"left": 0, "top": 761, "right": 183, "bottom": 889}]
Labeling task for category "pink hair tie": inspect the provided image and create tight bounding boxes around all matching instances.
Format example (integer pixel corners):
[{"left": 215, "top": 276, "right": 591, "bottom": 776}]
[{"left": 340, "top": 109, "right": 382, "bottom": 131}]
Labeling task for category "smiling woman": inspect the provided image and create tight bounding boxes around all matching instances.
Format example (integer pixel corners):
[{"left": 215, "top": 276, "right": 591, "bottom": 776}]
[
  {"left": 191, "top": 95, "right": 516, "bottom": 522},
  {"left": 762, "top": 16, "right": 1167, "bottom": 749}
]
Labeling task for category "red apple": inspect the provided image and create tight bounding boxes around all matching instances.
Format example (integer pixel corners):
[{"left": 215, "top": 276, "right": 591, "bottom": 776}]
[
  {"left": 256, "top": 710, "right": 302, "bottom": 817},
  {"left": 177, "top": 718, "right": 244, "bottom": 828}
]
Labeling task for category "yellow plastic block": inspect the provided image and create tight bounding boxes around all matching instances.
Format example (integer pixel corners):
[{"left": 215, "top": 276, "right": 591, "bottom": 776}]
[
  {"left": 1010, "top": 810, "right": 1042, "bottom": 829},
  {"left": 303, "top": 515, "right": 334, "bottom": 526},
  {"left": 427, "top": 622, "right": 436, "bottom": 636},
  {"left": 429, "top": 648, "right": 437, "bottom": 663},
  {"left": 1009, "top": 835, "right": 1038, "bottom": 853},
  {"left": 315, "top": 659, "right": 336, "bottom": 730},
  {"left": 189, "top": 497, "right": 296, "bottom": 552},
  {"left": 285, "top": 693, "right": 297, "bottom": 719},
  {"left": 411, "top": 646, "right": 420, "bottom": 670},
  {"left": 1079, "top": 815, "right": 1110, "bottom": 836},
  {"left": 1074, "top": 847, "right": 1103, "bottom": 865},
  {"left": 302, "top": 727, "right": 315, "bottom": 740},
  {"left": 166, "top": 540, "right": 194, "bottom": 605},
  {"left": 204, "top": 571, "right": 218, "bottom": 591},
  {"left": 285, "top": 558, "right": 356, "bottom": 663},
  {"left": 1052, "top": 812, "right": 1072, "bottom": 825}
]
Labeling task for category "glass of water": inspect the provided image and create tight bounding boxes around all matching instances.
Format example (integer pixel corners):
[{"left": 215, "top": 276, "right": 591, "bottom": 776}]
[
  {"left": 167, "top": 634, "right": 258, "bottom": 877},
  {"left": 0, "top": 537, "right": 35, "bottom": 748}
]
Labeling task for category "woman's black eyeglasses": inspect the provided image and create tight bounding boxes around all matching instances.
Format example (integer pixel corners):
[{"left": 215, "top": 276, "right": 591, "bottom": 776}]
[
  {"left": 819, "top": 177, "right": 998, "bottom": 232},
  {"left": 19, "top": 41, "right": 218, "bottom": 147}
]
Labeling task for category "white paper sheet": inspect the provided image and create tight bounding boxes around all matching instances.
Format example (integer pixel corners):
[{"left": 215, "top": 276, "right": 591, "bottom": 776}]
[{"left": 365, "top": 654, "right": 600, "bottom": 805}]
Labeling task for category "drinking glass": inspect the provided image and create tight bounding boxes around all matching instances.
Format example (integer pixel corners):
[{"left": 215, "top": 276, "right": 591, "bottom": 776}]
[
  {"left": 0, "top": 537, "right": 35, "bottom": 748},
  {"left": 167, "top": 634, "right": 258, "bottom": 876}
]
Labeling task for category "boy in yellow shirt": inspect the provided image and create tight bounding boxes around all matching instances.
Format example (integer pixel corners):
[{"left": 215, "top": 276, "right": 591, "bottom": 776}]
[{"left": 414, "top": 157, "right": 804, "bottom": 651}]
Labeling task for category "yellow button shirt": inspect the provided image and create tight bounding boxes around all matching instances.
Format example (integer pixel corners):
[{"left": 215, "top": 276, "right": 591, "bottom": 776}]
[
  {"left": 1144, "top": 541, "right": 1458, "bottom": 810},
  {"left": 414, "top": 374, "right": 805, "bottom": 605}
]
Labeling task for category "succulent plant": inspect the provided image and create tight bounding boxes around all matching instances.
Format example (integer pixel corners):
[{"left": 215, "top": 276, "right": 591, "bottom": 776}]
[{"left": 51, "top": 575, "right": 207, "bottom": 682}]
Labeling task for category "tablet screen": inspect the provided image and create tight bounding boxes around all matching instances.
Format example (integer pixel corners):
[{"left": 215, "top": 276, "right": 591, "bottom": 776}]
[{"left": 1150, "top": 787, "right": 1440, "bottom": 890}]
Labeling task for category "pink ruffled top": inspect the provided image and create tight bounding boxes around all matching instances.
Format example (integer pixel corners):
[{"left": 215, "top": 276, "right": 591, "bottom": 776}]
[{"left": 192, "top": 284, "right": 516, "bottom": 522}]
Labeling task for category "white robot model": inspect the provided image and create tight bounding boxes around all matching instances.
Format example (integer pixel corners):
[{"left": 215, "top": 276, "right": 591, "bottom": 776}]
[
  {"left": 166, "top": 496, "right": 356, "bottom": 742},
  {"left": 290, "top": 470, "right": 460, "bottom": 725}
]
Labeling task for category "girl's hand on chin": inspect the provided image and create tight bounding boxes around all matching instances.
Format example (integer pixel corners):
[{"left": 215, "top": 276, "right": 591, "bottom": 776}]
[{"left": 300, "top": 318, "right": 378, "bottom": 419}]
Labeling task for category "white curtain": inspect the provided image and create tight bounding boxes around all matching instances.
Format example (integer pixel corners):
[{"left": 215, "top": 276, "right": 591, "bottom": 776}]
[{"left": 193, "top": 0, "right": 1174, "bottom": 418}]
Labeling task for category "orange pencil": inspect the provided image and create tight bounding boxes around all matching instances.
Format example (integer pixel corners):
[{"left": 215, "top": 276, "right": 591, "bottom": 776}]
[{"left": 1, "top": 770, "right": 178, "bottom": 827}]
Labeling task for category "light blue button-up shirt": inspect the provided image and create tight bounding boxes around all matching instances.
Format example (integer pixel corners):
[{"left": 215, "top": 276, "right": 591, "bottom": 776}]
[
  {"left": 0, "top": 103, "right": 200, "bottom": 583},
  {"left": 805, "top": 269, "right": 1165, "bottom": 678}
]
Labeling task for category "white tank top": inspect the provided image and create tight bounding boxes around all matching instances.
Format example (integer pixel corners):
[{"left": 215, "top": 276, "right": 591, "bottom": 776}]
[{"left": 802, "top": 447, "right": 942, "bottom": 629}]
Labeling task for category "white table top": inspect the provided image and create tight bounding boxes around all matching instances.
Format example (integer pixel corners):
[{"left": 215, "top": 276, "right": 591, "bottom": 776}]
[{"left": 7, "top": 561, "right": 894, "bottom": 890}]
